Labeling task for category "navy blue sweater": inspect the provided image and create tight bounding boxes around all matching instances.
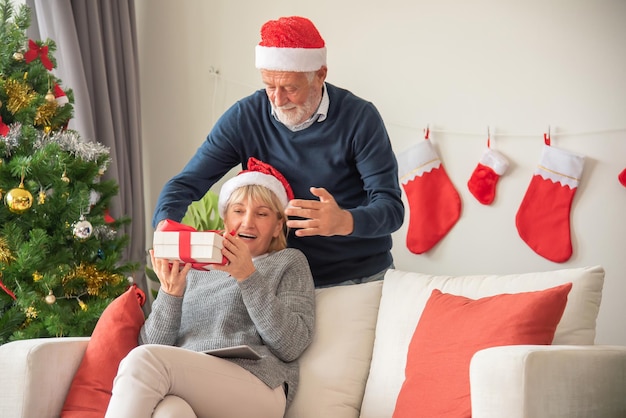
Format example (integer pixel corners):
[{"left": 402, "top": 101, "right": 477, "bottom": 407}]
[{"left": 153, "top": 83, "right": 404, "bottom": 286}]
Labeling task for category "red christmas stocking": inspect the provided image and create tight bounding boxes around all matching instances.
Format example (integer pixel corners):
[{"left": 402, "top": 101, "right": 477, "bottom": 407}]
[
  {"left": 398, "top": 139, "right": 461, "bottom": 254},
  {"left": 515, "top": 142, "right": 585, "bottom": 262},
  {"left": 619, "top": 168, "right": 626, "bottom": 187},
  {"left": 467, "top": 147, "right": 509, "bottom": 205}
]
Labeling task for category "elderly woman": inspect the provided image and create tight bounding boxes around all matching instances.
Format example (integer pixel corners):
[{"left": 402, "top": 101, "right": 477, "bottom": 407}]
[{"left": 105, "top": 158, "right": 315, "bottom": 418}]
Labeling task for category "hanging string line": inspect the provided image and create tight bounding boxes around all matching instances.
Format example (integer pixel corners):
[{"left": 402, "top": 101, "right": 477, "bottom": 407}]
[
  {"left": 388, "top": 122, "right": 626, "bottom": 138},
  {"left": 208, "top": 73, "right": 626, "bottom": 138}
]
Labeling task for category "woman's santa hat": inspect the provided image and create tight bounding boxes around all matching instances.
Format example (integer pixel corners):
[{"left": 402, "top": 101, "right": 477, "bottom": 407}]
[
  {"left": 218, "top": 157, "right": 294, "bottom": 217},
  {"left": 255, "top": 16, "right": 326, "bottom": 72}
]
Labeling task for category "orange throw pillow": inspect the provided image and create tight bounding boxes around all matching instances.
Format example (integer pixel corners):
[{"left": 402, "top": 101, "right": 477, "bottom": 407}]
[
  {"left": 393, "top": 282, "right": 572, "bottom": 418},
  {"left": 61, "top": 284, "right": 146, "bottom": 417}
]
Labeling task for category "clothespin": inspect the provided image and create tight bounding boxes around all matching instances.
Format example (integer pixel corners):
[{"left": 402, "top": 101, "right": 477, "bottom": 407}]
[{"left": 544, "top": 125, "right": 551, "bottom": 146}]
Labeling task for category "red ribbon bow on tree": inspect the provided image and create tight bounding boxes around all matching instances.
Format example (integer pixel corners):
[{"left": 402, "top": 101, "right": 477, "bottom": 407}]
[
  {"left": 24, "top": 39, "right": 53, "bottom": 70},
  {"left": 0, "top": 116, "right": 9, "bottom": 137}
]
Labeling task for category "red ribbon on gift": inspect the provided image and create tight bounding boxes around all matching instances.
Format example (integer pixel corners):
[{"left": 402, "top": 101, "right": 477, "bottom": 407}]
[
  {"left": 158, "top": 220, "right": 227, "bottom": 269},
  {"left": 24, "top": 39, "right": 53, "bottom": 70}
]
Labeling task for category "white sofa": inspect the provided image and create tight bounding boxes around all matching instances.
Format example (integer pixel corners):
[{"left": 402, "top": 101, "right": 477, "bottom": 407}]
[{"left": 1, "top": 265, "right": 625, "bottom": 418}]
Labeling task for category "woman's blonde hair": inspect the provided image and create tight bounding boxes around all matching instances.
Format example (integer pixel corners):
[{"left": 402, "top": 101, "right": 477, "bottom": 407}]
[{"left": 224, "top": 184, "right": 288, "bottom": 253}]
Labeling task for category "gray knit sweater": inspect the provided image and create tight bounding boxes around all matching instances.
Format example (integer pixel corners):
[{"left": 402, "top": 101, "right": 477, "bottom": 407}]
[{"left": 139, "top": 248, "right": 316, "bottom": 407}]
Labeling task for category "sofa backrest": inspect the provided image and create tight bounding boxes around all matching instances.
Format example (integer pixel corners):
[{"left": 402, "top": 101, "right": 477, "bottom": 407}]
[
  {"left": 285, "top": 280, "right": 383, "bottom": 418},
  {"left": 285, "top": 265, "right": 604, "bottom": 418},
  {"left": 360, "top": 265, "right": 605, "bottom": 418}
]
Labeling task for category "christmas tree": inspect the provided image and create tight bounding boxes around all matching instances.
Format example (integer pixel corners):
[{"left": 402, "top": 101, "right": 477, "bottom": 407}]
[{"left": 0, "top": 0, "right": 138, "bottom": 344}]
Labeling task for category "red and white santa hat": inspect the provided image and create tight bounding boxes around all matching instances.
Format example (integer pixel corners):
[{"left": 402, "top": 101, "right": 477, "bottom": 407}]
[
  {"left": 54, "top": 83, "right": 69, "bottom": 106},
  {"left": 218, "top": 157, "right": 294, "bottom": 217},
  {"left": 255, "top": 16, "right": 326, "bottom": 72}
]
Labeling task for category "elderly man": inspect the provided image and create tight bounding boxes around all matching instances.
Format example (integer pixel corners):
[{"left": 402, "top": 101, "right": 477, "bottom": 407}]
[{"left": 153, "top": 16, "right": 404, "bottom": 287}]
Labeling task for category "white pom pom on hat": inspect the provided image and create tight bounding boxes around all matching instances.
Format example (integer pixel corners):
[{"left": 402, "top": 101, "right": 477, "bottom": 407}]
[
  {"left": 255, "top": 16, "right": 326, "bottom": 72},
  {"left": 218, "top": 157, "right": 294, "bottom": 218}
]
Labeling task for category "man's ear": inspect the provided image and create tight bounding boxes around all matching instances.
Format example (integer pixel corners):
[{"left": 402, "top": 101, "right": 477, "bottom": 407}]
[{"left": 316, "top": 66, "right": 328, "bottom": 82}]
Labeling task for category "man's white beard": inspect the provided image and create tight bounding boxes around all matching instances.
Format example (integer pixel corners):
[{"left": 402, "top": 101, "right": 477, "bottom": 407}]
[{"left": 274, "top": 90, "right": 321, "bottom": 129}]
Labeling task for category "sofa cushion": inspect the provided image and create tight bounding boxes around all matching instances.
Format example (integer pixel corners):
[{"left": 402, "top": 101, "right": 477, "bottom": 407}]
[
  {"left": 61, "top": 284, "right": 146, "bottom": 417},
  {"left": 392, "top": 283, "right": 572, "bottom": 418},
  {"left": 360, "top": 265, "right": 604, "bottom": 418},
  {"left": 285, "top": 280, "right": 383, "bottom": 418}
]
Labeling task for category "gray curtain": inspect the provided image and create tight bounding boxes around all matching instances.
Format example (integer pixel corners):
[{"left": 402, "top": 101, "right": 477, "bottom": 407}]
[{"left": 27, "top": 0, "right": 147, "bottom": 293}]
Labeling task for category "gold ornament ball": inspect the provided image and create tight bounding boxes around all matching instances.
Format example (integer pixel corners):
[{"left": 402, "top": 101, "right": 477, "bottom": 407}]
[
  {"left": 13, "top": 51, "right": 24, "bottom": 61},
  {"left": 45, "top": 291, "right": 56, "bottom": 305},
  {"left": 5, "top": 187, "right": 34, "bottom": 213},
  {"left": 45, "top": 89, "right": 56, "bottom": 103}
]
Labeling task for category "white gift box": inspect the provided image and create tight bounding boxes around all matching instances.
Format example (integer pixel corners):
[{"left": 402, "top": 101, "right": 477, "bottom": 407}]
[{"left": 153, "top": 231, "right": 224, "bottom": 264}]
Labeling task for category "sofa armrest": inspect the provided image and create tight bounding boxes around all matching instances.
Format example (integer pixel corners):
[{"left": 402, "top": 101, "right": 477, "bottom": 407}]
[
  {"left": 470, "top": 345, "right": 626, "bottom": 418},
  {"left": 0, "top": 337, "right": 90, "bottom": 418}
]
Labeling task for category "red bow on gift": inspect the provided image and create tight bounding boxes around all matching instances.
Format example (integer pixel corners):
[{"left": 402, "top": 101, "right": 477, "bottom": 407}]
[
  {"left": 157, "top": 220, "right": 227, "bottom": 269},
  {"left": 24, "top": 39, "right": 53, "bottom": 70}
]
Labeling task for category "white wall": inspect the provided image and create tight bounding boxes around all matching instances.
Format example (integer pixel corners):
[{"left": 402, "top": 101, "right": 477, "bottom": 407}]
[{"left": 136, "top": 0, "right": 626, "bottom": 345}]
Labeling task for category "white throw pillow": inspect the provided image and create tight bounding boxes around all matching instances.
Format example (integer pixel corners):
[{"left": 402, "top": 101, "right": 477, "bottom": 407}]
[
  {"left": 285, "top": 280, "right": 383, "bottom": 418},
  {"left": 359, "top": 265, "right": 604, "bottom": 418}
]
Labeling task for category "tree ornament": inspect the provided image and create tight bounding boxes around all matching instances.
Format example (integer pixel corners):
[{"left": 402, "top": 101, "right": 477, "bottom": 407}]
[
  {"left": 45, "top": 290, "right": 56, "bottom": 305},
  {"left": 38, "top": 188, "right": 46, "bottom": 204},
  {"left": 78, "top": 298, "right": 88, "bottom": 311},
  {"left": 34, "top": 101, "right": 57, "bottom": 128},
  {"left": 0, "top": 272, "right": 17, "bottom": 300},
  {"left": 61, "top": 168, "right": 70, "bottom": 182},
  {"left": 32, "top": 271, "right": 43, "bottom": 282},
  {"left": 54, "top": 83, "right": 69, "bottom": 106},
  {"left": 12, "top": 51, "right": 24, "bottom": 61},
  {"left": 24, "top": 39, "right": 53, "bottom": 70},
  {"left": 45, "top": 89, "right": 56, "bottom": 102},
  {"left": 5, "top": 78, "right": 37, "bottom": 114},
  {"left": 5, "top": 180, "right": 33, "bottom": 213},
  {"left": 0, "top": 237, "right": 13, "bottom": 264},
  {"left": 73, "top": 215, "right": 93, "bottom": 240},
  {"left": 0, "top": 116, "right": 9, "bottom": 137}
]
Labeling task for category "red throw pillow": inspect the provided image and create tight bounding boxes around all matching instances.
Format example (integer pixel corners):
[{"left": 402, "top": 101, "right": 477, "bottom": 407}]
[
  {"left": 61, "top": 284, "right": 146, "bottom": 417},
  {"left": 392, "top": 282, "right": 572, "bottom": 418}
]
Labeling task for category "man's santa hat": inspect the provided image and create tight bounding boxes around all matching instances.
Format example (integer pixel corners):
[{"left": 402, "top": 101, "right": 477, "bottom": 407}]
[
  {"left": 255, "top": 16, "right": 326, "bottom": 72},
  {"left": 218, "top": 157, "right": 294, "bottom": 217}
]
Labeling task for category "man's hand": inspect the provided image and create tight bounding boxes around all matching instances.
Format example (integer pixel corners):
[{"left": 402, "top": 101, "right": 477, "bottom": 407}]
[{"left": 285, "top": 187, "right": 354, "bottom": 237}]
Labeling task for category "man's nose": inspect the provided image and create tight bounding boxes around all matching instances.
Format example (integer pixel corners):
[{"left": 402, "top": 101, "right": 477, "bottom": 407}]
[{"left": 274, "top": 89, "right": 288, "bottom": 107}]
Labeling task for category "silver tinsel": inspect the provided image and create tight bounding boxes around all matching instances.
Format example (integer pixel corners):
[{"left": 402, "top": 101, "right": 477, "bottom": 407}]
[
  {"left": 34, "top": 130, "right": 111, "bottom": 167},
  {"left": 93, "top": 225, "right": 117, "bottom": 241},
  {"left": 1, "top": 123, "right": 22, "bottom": 156}
]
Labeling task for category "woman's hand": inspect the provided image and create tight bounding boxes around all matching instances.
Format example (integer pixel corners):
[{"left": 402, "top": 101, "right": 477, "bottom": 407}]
[
  {"left": 149, "top": 249, "right": 191, "bottom": 296},
  {"left": 211, "top": 232, "right": 256, "bottom": 281}
]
